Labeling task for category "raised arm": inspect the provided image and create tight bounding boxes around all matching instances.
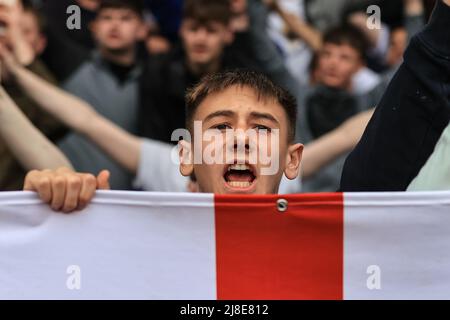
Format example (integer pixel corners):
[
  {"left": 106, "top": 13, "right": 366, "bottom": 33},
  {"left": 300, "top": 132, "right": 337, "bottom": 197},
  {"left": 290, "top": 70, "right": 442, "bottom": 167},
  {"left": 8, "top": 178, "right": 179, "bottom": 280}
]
[
  {"left": 246, "top": 0, "right": 300, "bottom": 94},
  {"left": 0, "top": 85, "right": 72, "bottom": 171},
  {"left": 265, "top": 0, "right": 323, "bottom": 52},
  {"left": 302, "top": 109, "right": 374, "bottom": 179},
  {"left": 0, "top": 45, "right": 142, "bottom": 174},
  {"left": 403, "top": 0, "right": 426, "bottom": 41}
]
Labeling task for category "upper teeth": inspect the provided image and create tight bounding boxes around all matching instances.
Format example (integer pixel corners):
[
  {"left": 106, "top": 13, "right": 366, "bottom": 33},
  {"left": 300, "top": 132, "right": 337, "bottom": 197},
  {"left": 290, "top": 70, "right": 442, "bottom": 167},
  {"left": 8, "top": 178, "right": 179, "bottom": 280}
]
[{"left": 228, "top": 164, "right": 250, "bottom": 171}]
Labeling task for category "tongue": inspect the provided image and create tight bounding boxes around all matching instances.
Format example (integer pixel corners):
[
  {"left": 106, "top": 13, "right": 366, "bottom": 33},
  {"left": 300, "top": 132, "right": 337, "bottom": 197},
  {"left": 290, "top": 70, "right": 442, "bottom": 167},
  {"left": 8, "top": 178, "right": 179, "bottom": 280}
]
[{"left": 227, "top": 172, "right": 254, "bottom": 182}]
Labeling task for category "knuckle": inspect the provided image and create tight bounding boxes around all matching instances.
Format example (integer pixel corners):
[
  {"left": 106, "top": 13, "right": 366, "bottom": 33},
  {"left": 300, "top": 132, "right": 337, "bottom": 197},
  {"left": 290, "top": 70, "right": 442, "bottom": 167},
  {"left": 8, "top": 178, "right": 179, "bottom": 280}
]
[
  {"left": 36, "top": 177, "right": 51, "bottom": 190},
  {"left": 84, "top": 174, "right": 97, "bottom": 187},
  {"left": 52, "top": 176, "right": 66, "bottom": 188},
  {"left": 25, "top": 170, "right": 39, "bottom": 180},
  {"left": 67, "top": 176, "right": 82, "bottom": 189}
]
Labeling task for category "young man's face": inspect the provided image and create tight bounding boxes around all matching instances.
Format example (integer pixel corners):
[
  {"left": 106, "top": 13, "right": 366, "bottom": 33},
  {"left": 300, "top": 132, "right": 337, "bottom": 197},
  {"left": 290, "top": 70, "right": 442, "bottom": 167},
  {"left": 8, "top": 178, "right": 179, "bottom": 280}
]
[
  {"left": 180, "top": 19, "right": 233, "bottom": 68},
  {"left": 180, "top": 86, "right": 303, "bottom": 195},
  {"left": 317, "top": 43, "right": 363, "bottom": 90},
  {"left": 91, "top": 8, "right": 144, "bottom": 53}
]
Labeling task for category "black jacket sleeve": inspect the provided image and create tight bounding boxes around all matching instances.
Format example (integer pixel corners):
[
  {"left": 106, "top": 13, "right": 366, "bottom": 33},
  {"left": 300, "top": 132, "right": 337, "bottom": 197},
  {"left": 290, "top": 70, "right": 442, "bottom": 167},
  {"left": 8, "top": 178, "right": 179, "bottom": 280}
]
[{"left": 340, "top": 0, "right": 450, "bottom": 191}]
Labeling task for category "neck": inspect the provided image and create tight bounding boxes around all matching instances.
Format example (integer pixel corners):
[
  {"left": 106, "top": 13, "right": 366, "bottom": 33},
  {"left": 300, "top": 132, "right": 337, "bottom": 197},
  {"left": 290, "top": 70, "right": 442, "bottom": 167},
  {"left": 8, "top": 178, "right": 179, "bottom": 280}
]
[
  {"left": 100, "top": 47, "right": 136, "bottom": 66},
  {"left": 186, "top": 58, "right": 221, "bottom": 77}
]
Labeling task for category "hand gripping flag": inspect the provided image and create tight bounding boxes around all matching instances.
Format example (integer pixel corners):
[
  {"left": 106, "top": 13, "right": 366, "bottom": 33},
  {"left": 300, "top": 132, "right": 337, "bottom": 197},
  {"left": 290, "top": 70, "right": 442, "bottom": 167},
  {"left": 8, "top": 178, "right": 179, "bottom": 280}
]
[{"left": 1, "top": 191, "right": 450, "bottom": 300}]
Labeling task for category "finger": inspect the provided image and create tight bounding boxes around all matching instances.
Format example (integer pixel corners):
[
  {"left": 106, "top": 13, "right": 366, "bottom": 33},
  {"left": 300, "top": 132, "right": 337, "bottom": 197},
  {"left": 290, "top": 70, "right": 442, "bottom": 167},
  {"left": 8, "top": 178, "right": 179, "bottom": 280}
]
[
  {"left": 24, "top": 170, "right": 53, "bottom": 203},
  {"left": 77, "top": 174, "right": 97, "bottom": 210},
  {"left": 97, "top": 170, "right": 111, "bottom": 190},
  {"left": 0, "top": 42, "right": 13, "bottom": 63},
  {"left": 62, "top": 175, "right": 82, "bottom": 213},
  {"left": 23, "top": 170, "right": 38, "bottom": 191},
  {"left": 50, "top": 175, "right": 66, "bottom": 211}
]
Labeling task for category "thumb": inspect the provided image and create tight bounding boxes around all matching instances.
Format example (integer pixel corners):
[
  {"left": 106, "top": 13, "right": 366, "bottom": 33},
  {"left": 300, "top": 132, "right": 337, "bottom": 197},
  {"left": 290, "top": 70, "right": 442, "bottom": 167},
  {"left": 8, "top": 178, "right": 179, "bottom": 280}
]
[{"left": 96, "top": 170, "right": 111, "bottom": 190}]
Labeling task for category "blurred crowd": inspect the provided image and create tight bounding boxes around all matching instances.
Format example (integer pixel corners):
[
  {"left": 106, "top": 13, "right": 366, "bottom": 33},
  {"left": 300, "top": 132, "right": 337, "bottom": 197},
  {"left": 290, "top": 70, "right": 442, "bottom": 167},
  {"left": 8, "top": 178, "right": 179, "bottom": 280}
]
[{"left": 0, "top": 0, "right": 433, "bottom": 192}]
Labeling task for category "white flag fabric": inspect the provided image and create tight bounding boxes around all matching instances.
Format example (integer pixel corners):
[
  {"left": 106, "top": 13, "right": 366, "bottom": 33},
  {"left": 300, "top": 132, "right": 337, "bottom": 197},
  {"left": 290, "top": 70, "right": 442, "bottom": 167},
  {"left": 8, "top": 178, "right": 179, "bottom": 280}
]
[{"left": 1, "top": 191, "right": 450, "bottom": 300}]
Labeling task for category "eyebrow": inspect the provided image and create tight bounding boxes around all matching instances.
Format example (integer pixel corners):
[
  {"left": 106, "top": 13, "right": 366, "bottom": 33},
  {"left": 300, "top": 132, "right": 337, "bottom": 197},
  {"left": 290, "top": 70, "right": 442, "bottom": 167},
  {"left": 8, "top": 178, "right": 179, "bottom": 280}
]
[
  {"left": 203, "top": 110, "right": 235, "bottom": 123},
  {"left": 202, "top": 110, "right": 280, "bottom": 126},
  {"left": 249, "top": 112, "right": 280, "bottom": 125}
]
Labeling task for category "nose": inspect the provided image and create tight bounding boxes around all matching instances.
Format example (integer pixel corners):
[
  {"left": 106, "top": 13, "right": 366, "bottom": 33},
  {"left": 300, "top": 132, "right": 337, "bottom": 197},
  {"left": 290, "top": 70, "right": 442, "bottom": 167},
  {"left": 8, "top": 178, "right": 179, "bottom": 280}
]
[
  {"left": 193, "top": 28, "right": 208, "bottom": 40},
  {"left": 226, "top": 129, "right": 255, "bottom": 154},
  {"left": 109, "top": 20, "right": 121, "bottom": 31},
  {"left": 328, "top": 54, "right": 340, "bottom": 67}
]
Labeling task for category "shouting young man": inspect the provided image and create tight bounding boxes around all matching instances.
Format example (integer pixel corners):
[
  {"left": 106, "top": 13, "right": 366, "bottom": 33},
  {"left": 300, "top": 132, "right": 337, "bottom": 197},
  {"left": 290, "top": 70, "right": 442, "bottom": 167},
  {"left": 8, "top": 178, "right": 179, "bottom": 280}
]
[{"left": 22, "top": 70, "right": 304, "bottom": 209}]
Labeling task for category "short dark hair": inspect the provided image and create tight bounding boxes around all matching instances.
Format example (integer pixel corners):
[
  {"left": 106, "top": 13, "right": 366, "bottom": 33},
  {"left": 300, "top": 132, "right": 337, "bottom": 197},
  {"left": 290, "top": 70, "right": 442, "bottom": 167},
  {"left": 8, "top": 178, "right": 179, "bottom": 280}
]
[
  {"left": 98, "top": 0, "right": 144, "bottom": 17},
  {"left": 183, "top": 0, "right": 232, "bottom": 26},
  {"left": 185, "top": 70, "right": 298, "bottom": 142},
  {"left": 322, "top": 24, "right": 369, "bottom": 61}
]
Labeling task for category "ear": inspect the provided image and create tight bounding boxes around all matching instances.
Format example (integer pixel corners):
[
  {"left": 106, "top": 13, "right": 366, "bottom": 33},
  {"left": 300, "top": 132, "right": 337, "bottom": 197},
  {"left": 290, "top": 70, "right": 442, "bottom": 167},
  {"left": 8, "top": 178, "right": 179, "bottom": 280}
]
[
  {"left": 179, "top": 140, "right": 194, "bottom": 178},
  {"left": 284, "top": 143, "right": 303, "bottom": 180}
]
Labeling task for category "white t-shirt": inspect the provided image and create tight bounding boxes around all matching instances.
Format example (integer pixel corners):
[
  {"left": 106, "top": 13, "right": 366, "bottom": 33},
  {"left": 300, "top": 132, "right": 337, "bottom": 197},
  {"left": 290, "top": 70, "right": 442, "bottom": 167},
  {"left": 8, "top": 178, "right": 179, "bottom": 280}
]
[
  {"left": 134, "top": 139, "right": 188, "bottom": 192},
  {"left": 408, "top": 121, "right": 450, "bottom": 191}
]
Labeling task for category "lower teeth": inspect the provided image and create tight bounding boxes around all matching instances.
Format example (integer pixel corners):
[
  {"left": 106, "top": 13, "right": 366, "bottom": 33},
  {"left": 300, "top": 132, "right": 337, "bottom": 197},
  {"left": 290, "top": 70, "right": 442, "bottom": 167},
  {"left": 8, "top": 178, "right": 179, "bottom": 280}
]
[{"left": 228, "top": 181, "right": 252, "bottom": 188}]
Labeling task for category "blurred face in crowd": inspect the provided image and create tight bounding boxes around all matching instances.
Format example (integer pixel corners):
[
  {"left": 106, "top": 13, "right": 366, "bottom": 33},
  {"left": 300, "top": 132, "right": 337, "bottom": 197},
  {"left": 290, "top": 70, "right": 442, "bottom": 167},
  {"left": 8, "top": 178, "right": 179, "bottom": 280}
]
[
  {"left": 91, "top": 8, "right": 145, "bottom": 54},
  {"left": 180, "top": 19, "right": 233, "bottom": 70},
  {"left": 317, "top": 43, "right": 363, "bottom": 90},
  {"left": 180, "top": 86, "right": 303, "bottom": 195},
  {"left": 21, "top": 10, "right": 46, "bottom": 56},
  {"left": 386, "top": 28, "right": 407, "bottom": 67}
]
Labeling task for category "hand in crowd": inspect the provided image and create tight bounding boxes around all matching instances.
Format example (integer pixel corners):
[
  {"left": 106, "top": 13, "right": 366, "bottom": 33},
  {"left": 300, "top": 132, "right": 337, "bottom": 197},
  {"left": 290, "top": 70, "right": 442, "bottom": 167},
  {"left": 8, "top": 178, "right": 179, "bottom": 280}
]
[
  {"left": 0, "top": 41, "right": 21, "bottom": 80},
  {"left": 0, "top": 0, "right": 36, "bottom": 66},
  {"left": 24, "top": 167, "right": 111, "bottom": 213},
  {"left": 347, "top": 11, "right": 380, "bottom": 49},
  {"left": 76, "top": 0, "right": 101, "bottom": 12},
  {"left": 403, "top": 0, "right": 425, "bottom": 16},
  {"left": 0, "top": 0, "right": 22, "bottom": 38}
]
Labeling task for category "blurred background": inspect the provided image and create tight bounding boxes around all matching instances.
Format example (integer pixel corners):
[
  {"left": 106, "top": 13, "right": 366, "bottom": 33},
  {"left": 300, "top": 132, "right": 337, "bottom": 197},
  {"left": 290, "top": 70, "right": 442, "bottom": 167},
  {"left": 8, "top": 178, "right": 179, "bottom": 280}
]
[{"left": 0, "top": 0, "right": 434, "bottom": 192}]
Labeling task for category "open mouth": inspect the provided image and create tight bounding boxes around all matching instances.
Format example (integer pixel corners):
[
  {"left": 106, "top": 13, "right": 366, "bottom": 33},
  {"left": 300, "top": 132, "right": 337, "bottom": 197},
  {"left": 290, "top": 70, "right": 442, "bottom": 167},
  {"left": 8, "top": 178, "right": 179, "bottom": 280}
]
[{"left": 223, "top": 164, "right": 257, "bottom": 190}]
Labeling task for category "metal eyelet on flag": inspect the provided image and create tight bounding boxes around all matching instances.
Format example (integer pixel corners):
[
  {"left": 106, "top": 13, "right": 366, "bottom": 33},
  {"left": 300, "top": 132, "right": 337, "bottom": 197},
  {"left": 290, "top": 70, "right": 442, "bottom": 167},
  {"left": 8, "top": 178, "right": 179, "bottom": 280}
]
[{"left": 277, "top": 199, "right": 288, "bottom": 213}]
